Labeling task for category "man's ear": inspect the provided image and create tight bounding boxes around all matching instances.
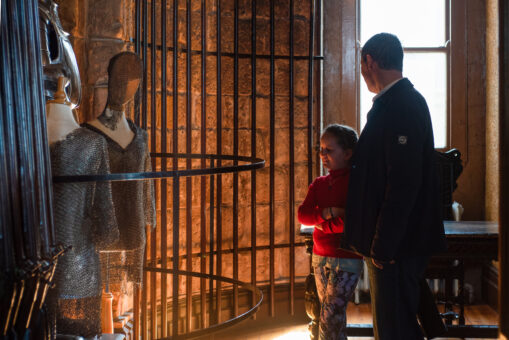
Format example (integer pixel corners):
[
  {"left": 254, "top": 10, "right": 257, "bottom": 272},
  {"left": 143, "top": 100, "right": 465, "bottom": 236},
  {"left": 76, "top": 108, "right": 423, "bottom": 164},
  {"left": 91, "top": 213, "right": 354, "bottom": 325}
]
[
  {"left": 345, "top": 148, "right": 353, "bottom": 161},
  {"left": 365, "top": 54, "right": 375, "bottom": 70}
]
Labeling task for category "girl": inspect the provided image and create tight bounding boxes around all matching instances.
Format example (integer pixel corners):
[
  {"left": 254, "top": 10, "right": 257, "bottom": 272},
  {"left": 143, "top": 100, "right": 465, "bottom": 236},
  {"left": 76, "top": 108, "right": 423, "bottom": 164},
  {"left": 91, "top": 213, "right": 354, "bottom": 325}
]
[{"left": 298, "top": 124, "right": 363, "bottom": 340}]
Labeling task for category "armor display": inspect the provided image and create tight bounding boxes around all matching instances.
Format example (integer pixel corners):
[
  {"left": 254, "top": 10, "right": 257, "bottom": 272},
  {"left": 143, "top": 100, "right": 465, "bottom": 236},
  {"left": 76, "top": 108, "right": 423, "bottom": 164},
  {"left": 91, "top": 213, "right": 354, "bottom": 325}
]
[
  {"left": 84, "top": 52, "right": 155, "bottom": 286},
  {"left": 50, "top": 128, "right": 119, "bottom": 337},
  {"left": 83, "top": 119, "right": 155, "bottom": 284}
]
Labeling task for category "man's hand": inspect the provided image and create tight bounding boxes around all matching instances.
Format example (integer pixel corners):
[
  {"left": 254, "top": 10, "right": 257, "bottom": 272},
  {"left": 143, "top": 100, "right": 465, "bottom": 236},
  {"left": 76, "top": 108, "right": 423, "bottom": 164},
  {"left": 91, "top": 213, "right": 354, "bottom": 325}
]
[
  {"left": 371, "top": 258, "right": 395, "bottom": 269},
  {"left": 314, "top": 224, "right": 323, "bottom": 231}
]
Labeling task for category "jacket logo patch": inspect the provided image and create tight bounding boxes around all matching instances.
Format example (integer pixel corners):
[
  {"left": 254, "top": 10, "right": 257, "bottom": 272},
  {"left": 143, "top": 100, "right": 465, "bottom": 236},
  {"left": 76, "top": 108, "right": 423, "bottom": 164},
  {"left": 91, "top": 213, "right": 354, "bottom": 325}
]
[{"left": 398, "top": 135, "right": 407, "bottom": 145}]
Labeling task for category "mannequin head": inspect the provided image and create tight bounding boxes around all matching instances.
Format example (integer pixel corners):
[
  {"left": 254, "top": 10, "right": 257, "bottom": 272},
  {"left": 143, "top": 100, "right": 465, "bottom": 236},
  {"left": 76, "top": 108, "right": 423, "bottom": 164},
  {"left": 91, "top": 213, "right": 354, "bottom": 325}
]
[{"left": 106, "top": 52, "right": 142, "bottom": 111}]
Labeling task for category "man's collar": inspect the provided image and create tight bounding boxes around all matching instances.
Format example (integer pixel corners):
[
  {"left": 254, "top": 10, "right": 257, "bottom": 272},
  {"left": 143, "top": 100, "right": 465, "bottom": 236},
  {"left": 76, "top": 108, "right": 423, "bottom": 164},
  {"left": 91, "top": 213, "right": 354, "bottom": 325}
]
[{"left": 372, "top": 77, "right": 404, "bottom": 102}]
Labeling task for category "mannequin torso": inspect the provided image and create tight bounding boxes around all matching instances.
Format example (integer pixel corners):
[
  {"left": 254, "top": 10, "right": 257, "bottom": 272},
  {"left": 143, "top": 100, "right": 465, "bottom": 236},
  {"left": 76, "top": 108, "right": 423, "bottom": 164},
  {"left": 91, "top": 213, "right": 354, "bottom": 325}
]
[{"left": 46, "top": 102, "right": 80, "bottom": 145}]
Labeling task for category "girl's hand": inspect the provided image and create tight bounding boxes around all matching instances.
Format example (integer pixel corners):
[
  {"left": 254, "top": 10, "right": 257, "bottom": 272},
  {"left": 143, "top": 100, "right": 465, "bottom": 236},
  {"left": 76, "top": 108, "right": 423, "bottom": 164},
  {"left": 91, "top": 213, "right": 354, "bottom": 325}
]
[
  {"left": 321, "top": 207, "right": 333, "bottom": 220},
  {"left": 332, "top": 207, "right": 345, "bottom": 218},
  {"left": 321, "top": 207, "right": 345, "bottom": 220},
  {"left": 314, "top": 224, "right": 323, "bottom": 231}
]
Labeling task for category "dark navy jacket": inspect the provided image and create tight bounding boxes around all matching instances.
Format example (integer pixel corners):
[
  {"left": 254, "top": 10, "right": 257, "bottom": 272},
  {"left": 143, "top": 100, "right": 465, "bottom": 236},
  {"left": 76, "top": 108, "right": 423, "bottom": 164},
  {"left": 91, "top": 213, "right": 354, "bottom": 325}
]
[{"left": 342, "top": 78, "right": 446, "bottom": 261}]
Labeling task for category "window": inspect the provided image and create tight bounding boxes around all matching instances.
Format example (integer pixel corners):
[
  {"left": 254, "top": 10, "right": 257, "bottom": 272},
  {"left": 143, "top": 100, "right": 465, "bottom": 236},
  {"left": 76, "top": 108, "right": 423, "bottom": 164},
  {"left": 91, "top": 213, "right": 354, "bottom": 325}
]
[{"left": 359, "top": 0, "right": 449, "bottom": 148}]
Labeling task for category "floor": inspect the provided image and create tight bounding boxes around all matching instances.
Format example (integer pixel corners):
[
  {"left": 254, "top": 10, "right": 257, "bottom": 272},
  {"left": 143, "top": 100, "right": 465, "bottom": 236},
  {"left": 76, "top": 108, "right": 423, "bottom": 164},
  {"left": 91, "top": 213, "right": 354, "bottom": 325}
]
[{"left": 216, "top": 303, "right": 498, "bottom": 340}]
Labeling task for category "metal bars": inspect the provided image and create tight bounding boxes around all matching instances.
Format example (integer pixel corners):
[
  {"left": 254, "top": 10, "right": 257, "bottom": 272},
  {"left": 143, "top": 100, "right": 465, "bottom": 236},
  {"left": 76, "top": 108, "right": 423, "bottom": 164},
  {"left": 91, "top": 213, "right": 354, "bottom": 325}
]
[{"left": 134, "top": 0, "right": 321, "bottom": 337}]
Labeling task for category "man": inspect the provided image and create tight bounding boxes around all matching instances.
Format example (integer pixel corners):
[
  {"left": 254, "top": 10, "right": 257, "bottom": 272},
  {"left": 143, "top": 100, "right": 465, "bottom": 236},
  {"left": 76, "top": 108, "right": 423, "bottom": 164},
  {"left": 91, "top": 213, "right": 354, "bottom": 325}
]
[{"left": 342, "top": 33, "right": 447, "bottom": 339}]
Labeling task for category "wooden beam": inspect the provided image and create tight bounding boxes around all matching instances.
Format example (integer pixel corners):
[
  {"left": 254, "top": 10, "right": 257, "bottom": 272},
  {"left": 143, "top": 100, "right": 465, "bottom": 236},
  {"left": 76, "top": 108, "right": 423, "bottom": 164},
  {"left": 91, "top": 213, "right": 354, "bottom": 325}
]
[{"left": 499, "top": 0, "right": 509, "bottom": 337}]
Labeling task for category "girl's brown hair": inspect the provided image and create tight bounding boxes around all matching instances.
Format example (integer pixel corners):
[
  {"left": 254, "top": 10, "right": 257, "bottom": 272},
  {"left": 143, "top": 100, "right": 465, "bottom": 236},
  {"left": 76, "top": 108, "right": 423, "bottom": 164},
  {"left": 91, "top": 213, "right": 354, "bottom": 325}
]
[{"left": 322, "top": 124, "right": 358, "bottom": 151}]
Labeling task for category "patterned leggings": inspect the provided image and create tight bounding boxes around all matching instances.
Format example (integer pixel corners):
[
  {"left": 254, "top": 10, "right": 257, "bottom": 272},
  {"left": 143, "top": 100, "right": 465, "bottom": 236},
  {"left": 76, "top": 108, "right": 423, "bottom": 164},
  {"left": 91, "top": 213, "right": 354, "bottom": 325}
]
[{"left": 314, "top": 265, "right": 360, "bottom": 340}]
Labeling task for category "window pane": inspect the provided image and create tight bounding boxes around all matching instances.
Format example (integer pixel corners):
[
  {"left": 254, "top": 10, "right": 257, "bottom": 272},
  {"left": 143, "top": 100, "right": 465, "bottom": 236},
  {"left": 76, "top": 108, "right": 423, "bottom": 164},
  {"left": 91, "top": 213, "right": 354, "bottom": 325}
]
[
  {"left": 360, "top": 0, "right": 446, "bottom": 47},
  {"left": 360, "top": 52, "right": 447, "bottom": 148}
]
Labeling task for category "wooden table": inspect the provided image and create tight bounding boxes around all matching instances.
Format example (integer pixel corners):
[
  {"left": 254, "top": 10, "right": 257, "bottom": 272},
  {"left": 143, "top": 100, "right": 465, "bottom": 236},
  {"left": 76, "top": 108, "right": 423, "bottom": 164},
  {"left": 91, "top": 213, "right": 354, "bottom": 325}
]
[{"left": 299, "top": 221, "right": 499, "bottom": 339}]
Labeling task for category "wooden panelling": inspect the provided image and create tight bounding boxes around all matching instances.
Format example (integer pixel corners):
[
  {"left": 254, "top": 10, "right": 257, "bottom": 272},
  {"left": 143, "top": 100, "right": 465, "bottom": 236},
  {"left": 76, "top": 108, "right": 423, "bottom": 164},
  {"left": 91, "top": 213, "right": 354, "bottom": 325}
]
[{"left": 499, "top": 0, "right": 509, "bottom": 336}]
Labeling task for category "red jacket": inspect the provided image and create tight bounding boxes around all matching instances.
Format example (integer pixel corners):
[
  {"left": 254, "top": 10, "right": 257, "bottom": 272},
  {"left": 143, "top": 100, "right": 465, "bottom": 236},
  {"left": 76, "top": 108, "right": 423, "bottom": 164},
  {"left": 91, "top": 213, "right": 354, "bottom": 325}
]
[{"left": 298, "top": 168, "right": 361, "bottom": 259}]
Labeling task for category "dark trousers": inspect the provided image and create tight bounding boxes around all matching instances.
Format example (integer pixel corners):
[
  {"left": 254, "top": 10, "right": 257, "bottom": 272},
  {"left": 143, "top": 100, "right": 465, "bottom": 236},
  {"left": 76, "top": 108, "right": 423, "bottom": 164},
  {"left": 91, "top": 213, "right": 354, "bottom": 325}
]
[{"left": 366, "top": 256, "right": 429, "bottom": 340}]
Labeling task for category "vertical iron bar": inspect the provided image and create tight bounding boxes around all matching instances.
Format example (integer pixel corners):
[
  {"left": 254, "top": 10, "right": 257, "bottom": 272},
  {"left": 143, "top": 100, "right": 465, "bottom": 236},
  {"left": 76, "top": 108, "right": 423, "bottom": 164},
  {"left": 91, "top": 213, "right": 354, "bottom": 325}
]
[
  {"left": 269, "top": 0, "right": 275, "bottom": 318},
  {"left": 134, "top": 284, "right": 140, "bottom": 340},
  {"left": 216, "top": 0, "right": 223, "bottom": 324},
  {"left": 173, "top": 1, "right": 179, "bottom": 171},
  {"left": 209, "top": 159, "right": 215, "bottom": 327},
  {"left": 142, "top": 0, "right": 148, "bottom": 130},
  {"left": 150, "top": 1, "right": 157, "bottom": 337},
  {"left": 134, "top": 0, "right": 142, "bottom": 126},
  {"left": 151, "top": 0, "right": 156, "bottom": 157},
  {"left": 136, "top": 0, "right": 141, "bottom": 55},
  {"left": 141, "top": 2, "right": 148, "bottom": 329},
  {"left": 142, "top": 225, "right": 148, "bottom": 336},
  {"left": 161, "top": 0, "right": 168, "bottom": 336},
  {"left": 315, "top": 0, "right": 322, "bottom": 177},
  {"left": 172, "top": 175, "right": 180, "bottom": 337},
  {"left": 250, "top": 0, "right": 257, "bottom": 314},
  {"left": 135, "top": 0, "right": 142, "bottom": 127},
  {"left": 200, "top": 0, "right": 208, "bottom": 330},
  {"left": 289, "top": 0, "right": 295, "bottom": 316},
  {"left": 307, "top": 0, "right": 316, "bottom": 185},
  {"left": 185, "top": 0, "right": 193, "bottom": 333},
  {"left": 232, "top": 0, "right": 239, "bottom": 318},
  {"left": 172, "top": 0, "right": 179, "bottom": 336}
]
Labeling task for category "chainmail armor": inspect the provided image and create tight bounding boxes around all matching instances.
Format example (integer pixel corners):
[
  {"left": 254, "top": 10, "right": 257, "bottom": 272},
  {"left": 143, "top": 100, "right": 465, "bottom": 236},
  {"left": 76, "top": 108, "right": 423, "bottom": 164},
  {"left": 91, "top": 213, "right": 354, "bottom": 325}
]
[
  {"left": 98, "top": 107, "right": 124, "bottom": 130},
  {"left": 49, "top": 127, "right": 119, "bottom": 337},
  {"left": 84, "top": 119, "right": 156, "bottom": 285}
]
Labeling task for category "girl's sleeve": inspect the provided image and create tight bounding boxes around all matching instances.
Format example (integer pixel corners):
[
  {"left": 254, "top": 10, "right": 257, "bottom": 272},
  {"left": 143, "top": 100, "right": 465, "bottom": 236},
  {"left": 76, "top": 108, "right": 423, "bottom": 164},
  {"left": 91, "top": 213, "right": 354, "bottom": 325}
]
[
  {"left": 319, "top": 216, "right": 344, "bottom": 234},
  {"left": 298, "top": 180, "right": 326, "bottom": 226}
]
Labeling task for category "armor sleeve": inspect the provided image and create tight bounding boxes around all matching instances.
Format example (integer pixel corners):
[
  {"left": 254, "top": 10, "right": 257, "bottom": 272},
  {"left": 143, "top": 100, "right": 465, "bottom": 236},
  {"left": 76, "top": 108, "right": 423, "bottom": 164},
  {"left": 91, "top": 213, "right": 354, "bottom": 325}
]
[{"left": 92, "top": 140, "right": 119, "bottom": 249}]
